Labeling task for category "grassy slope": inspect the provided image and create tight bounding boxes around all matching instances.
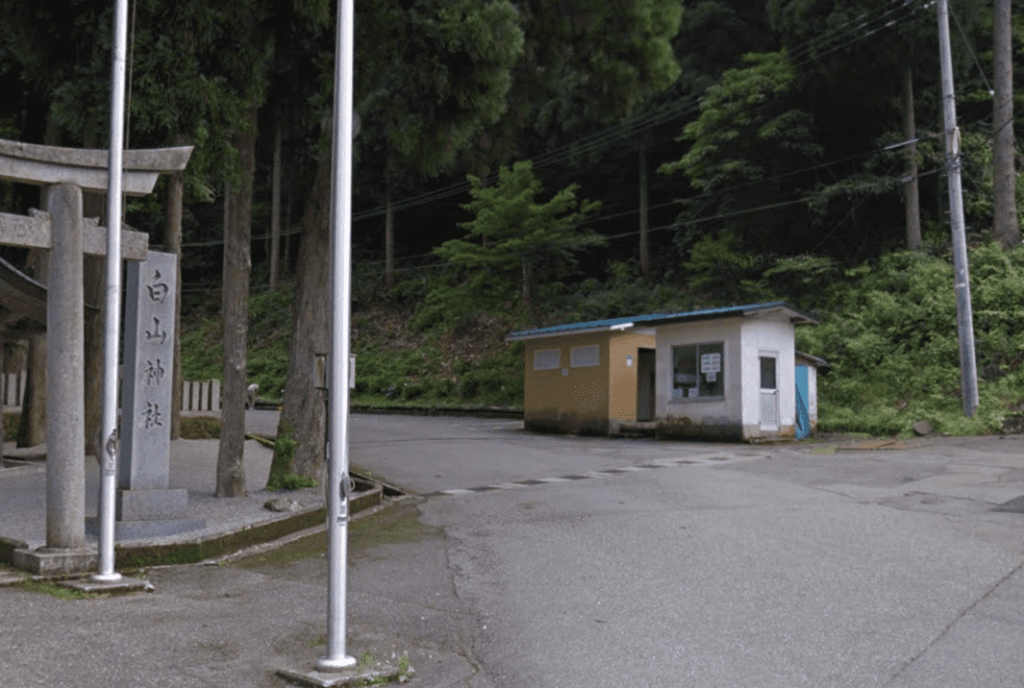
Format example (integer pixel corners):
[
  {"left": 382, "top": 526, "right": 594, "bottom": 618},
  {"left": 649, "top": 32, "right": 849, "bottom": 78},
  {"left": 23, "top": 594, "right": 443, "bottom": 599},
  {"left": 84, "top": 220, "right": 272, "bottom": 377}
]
[
  {"left": 180, "top": 286, "right": 525, "bottom": 412},
  {"left": 180, "top": 242, "right": 1024, "bottom": 438}
]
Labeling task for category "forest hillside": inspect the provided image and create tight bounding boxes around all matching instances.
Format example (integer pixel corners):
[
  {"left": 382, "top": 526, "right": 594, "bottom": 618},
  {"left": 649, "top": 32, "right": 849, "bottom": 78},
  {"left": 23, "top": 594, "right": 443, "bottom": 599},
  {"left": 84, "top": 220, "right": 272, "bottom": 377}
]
[{"left": 182, "top": 236, "right": 1024, "bottom": 438}]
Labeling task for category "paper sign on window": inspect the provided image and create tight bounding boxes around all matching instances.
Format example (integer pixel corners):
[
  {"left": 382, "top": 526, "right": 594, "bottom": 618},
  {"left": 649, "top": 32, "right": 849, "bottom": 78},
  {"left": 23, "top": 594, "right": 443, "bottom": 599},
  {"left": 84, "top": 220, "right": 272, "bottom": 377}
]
[{"left": 700, "top": 353, "right": 721, "bottom": 374}]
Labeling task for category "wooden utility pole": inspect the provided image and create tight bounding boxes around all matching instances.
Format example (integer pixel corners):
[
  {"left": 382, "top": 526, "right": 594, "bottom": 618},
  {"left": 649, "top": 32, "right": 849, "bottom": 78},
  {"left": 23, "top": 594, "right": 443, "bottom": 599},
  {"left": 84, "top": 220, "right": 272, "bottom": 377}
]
[{"left": 937, "top": 0, "right": 979, "bottom": 417}]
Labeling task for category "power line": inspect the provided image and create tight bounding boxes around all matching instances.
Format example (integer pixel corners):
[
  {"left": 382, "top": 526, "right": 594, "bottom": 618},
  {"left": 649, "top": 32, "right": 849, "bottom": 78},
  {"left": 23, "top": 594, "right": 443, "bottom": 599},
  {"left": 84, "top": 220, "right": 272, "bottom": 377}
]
[{"left": 183, "top": 0, "right": 940, "bottom": 255}]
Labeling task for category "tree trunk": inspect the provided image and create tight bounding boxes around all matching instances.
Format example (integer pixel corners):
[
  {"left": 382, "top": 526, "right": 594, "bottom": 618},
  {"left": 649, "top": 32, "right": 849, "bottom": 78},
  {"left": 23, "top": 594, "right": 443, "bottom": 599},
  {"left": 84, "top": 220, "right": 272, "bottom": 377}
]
[
  {"left": 639, "top": 141, "right": 650, "bottom": 275},
  {"left": 270, "top": 123, "right": 282, "bottom": 291},
  {"left": 268, "top": 149, "right": 331, "bottom": 485},
  {"left": 217, "top": 105, "right": 257, "bottom": 497},
  {"left": 385, "top": 186, "right": 395, "bottom": 289},
  {"left": 82, "top": 192, "right": 106, "bottom": 456},
  {"left": 18, "top": 250, "right": 47, "bottom": 448},
  {"left": 522, "top": 256, "right": 538, "bottom": 326},
  {"left": 993, "top": 0, "right": 1020, "bottom": 249},
  {"left": 285, "top": 181, "right": 293, "bottom": 278},
  {"left": 19, "top": 114, "right": 61, "bottom": 448},
  {"left": 902, "top": 68, "right": 922, "bottom": 250},
  {"left": 166, "top": 152, "right": 186, "bottom": 440}
]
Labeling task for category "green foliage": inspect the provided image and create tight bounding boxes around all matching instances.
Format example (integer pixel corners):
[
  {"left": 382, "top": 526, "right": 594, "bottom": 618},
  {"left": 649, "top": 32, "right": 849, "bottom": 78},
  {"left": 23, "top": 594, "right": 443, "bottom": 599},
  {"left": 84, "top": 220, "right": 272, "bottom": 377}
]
[
  {"left": 761, "top": 254, "right": 836, "bottom": 310},
  {"left": 356, "top": 0, "right": 525, "bottom": 177},
  {"left": 682, "top": 231, "right": 770, "bottom": 301},
  {"left": 557, "top": 260, "right": 690, "bottom": 321},
  {"left": 350, "top": 336, "right": 523, "bottom": 409},
  {"left": 245, "top": 285, "right": 294, "bottom": 399},
  {"left": 455, "top": 344, "right": 524, "bottom": 405},
  {"left": 266, "top": 426, "right": 311, "bottom": 490},
  {"left": 352, "top": 346, "right": 444, "bottom": 398},
  {"left": 3, "top": 412, "right": 17, "bottom": 443},
  {"left": 957, "top": 130, "right": 1024, "bottom": 233},
  {"left": 180, "top": 286, "right": 292, "bottom": 398},
  {"left": 180, "top": 416, "right": 222, "bottom": 439},
  {"left": 179, "top": 312, "right": 223, "bottom": 382},
  {"left": 427, "top": 161, "right": 603, "bottom": 324},
  {"left": 268, "top": 472, "right": 318, "bottom": 491},
  {"left": 799, "top": 242, "right": 1024, "bottom": 436},
  {"left": 662, "top": 51, "right": 820, "bottom": 189},
  {"left": 19, "top": 578, "right": 102, "bottom": 600},
  {"left": 660, "top": 50, "right": 823, "bottom": 259}
]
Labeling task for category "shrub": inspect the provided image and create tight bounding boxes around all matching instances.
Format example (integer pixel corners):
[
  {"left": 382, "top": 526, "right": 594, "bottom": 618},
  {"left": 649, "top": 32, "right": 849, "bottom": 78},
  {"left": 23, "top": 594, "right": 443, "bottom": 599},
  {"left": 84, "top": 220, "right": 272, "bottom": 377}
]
[
  {"left": 180, "top": 416, "right": 221, "bottom": 439},
  {"left": 801, "top": 242, "right": 1024, "bottom": 436}
]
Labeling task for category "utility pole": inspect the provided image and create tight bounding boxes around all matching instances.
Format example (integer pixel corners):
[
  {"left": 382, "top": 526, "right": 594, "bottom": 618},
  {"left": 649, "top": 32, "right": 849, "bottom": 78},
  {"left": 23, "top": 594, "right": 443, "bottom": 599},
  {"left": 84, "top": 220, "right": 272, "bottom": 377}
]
[
  {"left": 94, "top": 0, "right": 130, "bottom": 583},
  {"left": 936, "top": 0, "right": 979, "bottom": 417},
  {"left": 318, "top": 0, "right": 357, "bottom": 671}
]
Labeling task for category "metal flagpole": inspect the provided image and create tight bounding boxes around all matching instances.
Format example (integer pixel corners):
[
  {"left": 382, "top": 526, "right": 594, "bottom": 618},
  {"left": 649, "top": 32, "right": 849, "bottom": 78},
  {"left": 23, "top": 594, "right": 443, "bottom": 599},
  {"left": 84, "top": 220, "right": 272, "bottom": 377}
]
[
  {"left": 936, "top": 0, "right": 980, "bottom": 417},
  {"left": 317, "top": 0, "right": 356, "bottom": 671},
  {"left": 94, "top": 0, "right": 129, "bottom": 582}
]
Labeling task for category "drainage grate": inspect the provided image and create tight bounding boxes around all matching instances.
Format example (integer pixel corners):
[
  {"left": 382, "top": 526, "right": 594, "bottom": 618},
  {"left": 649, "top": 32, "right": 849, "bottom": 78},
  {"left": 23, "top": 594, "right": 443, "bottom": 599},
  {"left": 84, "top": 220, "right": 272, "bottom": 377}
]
[{"left": 839, "top": 439, "right": 909, "bottom": 451}]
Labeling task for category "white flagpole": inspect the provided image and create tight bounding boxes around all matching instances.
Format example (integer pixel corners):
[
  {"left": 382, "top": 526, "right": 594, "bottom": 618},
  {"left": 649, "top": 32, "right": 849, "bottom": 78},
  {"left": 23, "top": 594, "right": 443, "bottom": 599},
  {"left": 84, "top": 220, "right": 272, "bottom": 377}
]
[
  {"left": 317, "top": 0, "right": 356, "bottom": 671},
  {"left": 94, "top": 0, "right": 129, "bottom": 582}
]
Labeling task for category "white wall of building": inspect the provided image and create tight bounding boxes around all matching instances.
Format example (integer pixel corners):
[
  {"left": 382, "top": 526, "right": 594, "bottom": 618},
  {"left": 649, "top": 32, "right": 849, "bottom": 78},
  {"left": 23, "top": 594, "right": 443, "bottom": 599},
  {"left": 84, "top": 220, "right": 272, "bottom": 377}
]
[
  {"left": 740, "top": 316, "right": 796, "bottom": 436},
  {"left": 655, "top": 317, "right": 744, "bottom": 434}
]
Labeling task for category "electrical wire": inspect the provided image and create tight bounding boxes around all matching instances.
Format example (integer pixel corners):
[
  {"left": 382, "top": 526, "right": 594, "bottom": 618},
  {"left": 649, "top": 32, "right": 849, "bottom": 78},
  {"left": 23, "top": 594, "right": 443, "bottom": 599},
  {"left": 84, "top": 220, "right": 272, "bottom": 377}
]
[
  {"left": 950, "top": 7, "right": 993, "bottom": 95},
  {"left": 180, "top": 0, "right": 948, "bottom": 268}
]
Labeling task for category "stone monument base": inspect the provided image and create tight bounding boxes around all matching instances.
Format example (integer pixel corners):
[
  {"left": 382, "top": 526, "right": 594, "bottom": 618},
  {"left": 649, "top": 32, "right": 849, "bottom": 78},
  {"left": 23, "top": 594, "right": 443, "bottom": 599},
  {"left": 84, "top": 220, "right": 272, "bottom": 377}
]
[
  {"left": 86, "top": 516, "right": 206, "bottom": 541},
  {"left": 117, "top": 487, "right": 188, "bottom": 520},
  {"left": 13, "top": 546, "right": 97, "bottom": 575},
  {"left": 83, "top": 488, "right": 205, "bottom": 540}
]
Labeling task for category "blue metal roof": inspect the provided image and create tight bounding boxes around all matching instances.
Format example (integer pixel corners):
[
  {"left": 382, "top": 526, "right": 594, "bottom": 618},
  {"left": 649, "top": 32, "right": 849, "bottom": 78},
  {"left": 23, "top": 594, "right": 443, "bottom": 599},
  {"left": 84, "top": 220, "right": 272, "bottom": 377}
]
[{"left": 506, "top": 302, "right": 817, "bottom": 341}]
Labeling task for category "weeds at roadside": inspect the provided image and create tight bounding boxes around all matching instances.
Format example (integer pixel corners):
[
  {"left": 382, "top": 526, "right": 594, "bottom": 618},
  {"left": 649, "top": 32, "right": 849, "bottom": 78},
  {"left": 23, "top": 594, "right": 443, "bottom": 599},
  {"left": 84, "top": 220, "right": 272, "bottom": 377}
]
[
  {"left": 180, "top": 416, "right": 221, "bottom": 439},
  {"left": 18, "top": 578, "right": 108, "bottom": 600}
]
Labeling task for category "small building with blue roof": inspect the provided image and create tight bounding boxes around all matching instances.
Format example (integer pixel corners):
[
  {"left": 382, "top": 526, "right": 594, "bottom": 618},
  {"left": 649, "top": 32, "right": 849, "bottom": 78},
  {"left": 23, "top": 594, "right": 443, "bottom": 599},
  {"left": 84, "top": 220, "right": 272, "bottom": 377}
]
[{"left": 506, "top": 302, "right": 822, "bottom": 441}]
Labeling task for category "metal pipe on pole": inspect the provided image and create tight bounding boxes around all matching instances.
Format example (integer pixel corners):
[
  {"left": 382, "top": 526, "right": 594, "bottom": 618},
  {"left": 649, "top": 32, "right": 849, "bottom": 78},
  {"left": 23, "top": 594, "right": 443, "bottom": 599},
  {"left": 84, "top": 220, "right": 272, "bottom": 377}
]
[
  {"left": 94, "top": 0, "right": 129, "bottom": 582},
  {"left": 317, "top": 0, "right": 356, "bottom": 671},
  {"left": 936, "top": 0, "right": 980, "bottom": 417}
]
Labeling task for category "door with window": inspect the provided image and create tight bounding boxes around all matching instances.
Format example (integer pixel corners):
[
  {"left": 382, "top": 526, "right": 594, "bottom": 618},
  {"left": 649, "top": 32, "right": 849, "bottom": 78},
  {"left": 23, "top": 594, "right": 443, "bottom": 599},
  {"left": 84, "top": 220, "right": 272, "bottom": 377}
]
[{"left": 759, "top": 354, "right": 778, "bottom": 430}]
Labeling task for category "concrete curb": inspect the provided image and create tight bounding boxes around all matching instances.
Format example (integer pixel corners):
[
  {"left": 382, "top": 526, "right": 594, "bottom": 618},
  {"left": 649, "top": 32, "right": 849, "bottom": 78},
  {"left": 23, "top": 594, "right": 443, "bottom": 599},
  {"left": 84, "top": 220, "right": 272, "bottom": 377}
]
[
  {"left": 1, "top": 480, "right": 384, "bottom": 575},
  {"left": 114, "top": 480, "right": 383, "bottom": 570},
  {"left": 352, "top": 405, "right": 523, "bottom": 420}
]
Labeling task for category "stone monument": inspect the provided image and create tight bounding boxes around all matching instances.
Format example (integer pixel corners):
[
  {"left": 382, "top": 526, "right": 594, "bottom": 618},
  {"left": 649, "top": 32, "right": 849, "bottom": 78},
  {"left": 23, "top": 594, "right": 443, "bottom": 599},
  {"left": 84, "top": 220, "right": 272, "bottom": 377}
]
[
  {"left": 111, "top": 250, "right": 204, "bottom": 538},
  {"left": 0, "top": 138, "right": 192, "bottom": 574}
]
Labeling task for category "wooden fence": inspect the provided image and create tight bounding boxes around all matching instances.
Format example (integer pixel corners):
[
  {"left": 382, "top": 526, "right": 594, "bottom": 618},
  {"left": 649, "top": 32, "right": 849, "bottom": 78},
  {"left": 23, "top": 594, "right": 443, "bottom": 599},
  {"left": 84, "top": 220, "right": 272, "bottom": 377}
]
[{"left": 1, "top": 372, "right": 223, "bottom": 412}]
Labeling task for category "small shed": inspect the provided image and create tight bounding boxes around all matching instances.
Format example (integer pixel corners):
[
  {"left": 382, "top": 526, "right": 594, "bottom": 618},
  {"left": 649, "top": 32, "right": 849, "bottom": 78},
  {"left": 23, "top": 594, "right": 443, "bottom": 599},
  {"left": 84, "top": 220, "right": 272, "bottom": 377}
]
[
  {"left": 506, "top": 317, "right": 658, "bottom": 436},
  {"left": 795, "top": 350, "right": 828, "bottom": 438},
  {"left": 507, "top": 302, "right": 820, "bottom": 441}
]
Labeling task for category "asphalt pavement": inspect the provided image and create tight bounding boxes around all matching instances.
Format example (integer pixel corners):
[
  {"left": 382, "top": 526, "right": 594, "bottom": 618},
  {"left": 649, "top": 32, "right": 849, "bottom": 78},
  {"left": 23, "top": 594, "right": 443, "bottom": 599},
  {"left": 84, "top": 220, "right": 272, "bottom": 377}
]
[{"left": 1, "top": 412, "right": 1023, "bottom": 687}]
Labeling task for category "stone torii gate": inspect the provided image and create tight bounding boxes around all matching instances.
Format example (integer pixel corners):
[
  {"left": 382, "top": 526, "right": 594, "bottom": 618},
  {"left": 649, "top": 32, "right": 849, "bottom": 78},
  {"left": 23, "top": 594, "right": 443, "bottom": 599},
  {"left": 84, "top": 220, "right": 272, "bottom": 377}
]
[{"left": 0, "top": 138, "right": 192, "bottom": 573}]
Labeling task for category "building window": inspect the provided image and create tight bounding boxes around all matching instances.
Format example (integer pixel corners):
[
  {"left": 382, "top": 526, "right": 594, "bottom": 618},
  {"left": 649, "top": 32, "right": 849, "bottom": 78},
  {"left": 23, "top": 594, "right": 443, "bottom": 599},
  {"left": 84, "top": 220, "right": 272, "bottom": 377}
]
[
  {"left": 533, "top": 349, "right": 561, "bottom": 370},
  {"left": 671, "top": 342, "right": 724, "bottom": 400},
  {"left": 570, "top": 345, "right": 600, "bottom": 368},
  {"left": 759, "top": 356, "right": 777, "bottom": 390}
]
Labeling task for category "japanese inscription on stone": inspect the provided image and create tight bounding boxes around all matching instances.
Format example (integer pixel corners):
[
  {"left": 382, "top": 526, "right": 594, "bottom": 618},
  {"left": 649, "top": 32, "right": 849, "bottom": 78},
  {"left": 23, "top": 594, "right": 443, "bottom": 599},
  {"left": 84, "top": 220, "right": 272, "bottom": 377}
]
[{"left": 119, "top": 251, "right": 177, "bottom": 491}]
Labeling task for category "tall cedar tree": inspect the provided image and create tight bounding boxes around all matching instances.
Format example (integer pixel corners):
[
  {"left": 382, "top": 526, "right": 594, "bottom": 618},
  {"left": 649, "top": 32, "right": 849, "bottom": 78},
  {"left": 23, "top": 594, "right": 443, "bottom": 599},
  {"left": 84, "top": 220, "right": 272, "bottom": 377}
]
[
  {"left": 431, "top": 161, "right": 602, "bottom": 325},
  {"left": 270, "top": 0, "right": 524, "bottom": 482}
]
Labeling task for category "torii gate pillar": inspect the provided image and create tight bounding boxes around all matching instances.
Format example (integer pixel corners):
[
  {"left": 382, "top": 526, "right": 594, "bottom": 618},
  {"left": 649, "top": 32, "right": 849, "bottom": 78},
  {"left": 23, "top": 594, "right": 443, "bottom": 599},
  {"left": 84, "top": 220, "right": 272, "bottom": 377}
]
[
  {"left": 0, "top": 138, "right": 191, "bottom": 572},
  {"left": 45, "top": 182, "right": 87, "bottom": 549}
]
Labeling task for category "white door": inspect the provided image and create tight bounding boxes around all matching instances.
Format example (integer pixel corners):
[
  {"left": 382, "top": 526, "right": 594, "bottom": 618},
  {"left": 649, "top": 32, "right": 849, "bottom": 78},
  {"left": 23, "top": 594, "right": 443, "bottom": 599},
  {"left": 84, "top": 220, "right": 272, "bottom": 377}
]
[{"left": 759, "top": 354, "right": 778, "bottom": 430}]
